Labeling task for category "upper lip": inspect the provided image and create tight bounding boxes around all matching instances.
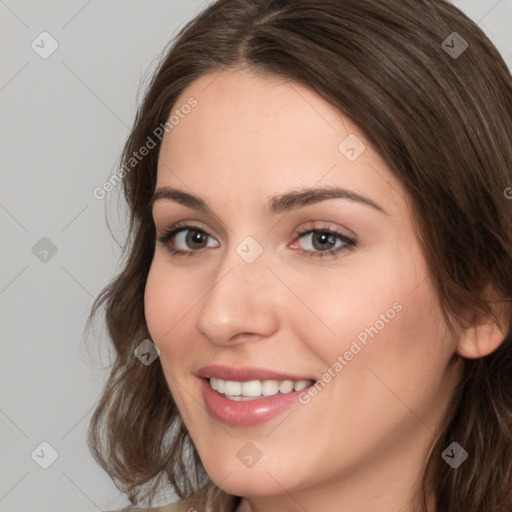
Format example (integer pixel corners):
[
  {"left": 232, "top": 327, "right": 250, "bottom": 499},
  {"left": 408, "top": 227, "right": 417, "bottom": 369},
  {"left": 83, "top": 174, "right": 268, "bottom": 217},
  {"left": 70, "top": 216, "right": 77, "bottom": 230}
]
[{"left": 197, "top": 365, "right": 316, "bottom": 382}]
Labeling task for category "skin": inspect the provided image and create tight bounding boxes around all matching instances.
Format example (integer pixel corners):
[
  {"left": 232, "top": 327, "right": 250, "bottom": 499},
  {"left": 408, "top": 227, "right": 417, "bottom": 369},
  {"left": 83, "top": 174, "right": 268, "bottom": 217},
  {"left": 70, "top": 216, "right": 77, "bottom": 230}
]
[{"left": 144, "top": 66, "right": 505, "bottom": 512}]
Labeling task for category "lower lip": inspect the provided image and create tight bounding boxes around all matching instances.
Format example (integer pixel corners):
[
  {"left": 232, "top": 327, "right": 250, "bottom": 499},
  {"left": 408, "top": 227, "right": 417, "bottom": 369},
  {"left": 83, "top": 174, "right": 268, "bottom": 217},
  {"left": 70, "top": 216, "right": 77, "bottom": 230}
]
[{"left": 200, "top": 378, "right": 312, "bottom": 426}]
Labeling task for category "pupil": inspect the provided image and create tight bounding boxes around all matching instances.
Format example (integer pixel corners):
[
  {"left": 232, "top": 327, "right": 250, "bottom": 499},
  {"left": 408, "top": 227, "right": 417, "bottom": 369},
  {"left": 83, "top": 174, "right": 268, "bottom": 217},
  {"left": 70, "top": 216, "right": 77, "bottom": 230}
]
[
  {"left": 188, "top": 230, "right": 205, "bottom": 247},
  {"left": 314, "top": 232, "right": 334, "bottom": 250}
]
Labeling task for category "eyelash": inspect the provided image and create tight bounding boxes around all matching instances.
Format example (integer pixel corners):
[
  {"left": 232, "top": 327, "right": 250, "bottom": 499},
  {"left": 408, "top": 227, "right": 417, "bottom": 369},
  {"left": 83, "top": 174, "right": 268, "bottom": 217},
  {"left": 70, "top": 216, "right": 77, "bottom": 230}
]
[{"left": 156, "top": 221, "right": 357, "bottom": 259}]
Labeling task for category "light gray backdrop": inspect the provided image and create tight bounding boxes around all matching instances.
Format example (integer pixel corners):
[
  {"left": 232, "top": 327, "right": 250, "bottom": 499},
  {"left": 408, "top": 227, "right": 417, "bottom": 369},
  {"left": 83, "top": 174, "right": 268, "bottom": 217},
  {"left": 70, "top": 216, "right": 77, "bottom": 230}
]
[{"left": 1, "top": 1, "right": 511, "bottom": 511}]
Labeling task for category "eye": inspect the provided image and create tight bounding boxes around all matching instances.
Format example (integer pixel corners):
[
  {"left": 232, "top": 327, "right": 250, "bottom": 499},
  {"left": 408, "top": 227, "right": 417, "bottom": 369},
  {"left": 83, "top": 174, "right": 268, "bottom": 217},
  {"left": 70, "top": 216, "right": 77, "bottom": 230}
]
[
  {"left": 156, "top": 222, "right": 218, "bottom": 256},
  {"left": 156, "top": 222, "right": 356, "bottom": 259},
  {"left": 291, "top": 224, "right": 356, "bottom": 258}
]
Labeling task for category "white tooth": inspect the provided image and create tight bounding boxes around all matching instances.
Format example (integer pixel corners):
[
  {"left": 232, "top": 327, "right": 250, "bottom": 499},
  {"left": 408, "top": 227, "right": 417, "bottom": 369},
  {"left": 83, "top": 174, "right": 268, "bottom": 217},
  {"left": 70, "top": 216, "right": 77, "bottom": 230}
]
[
  {"left": 294, "top": 380, "right": 311, "bottom": 391},
  {"left": 224, "top": 380, "right": 242, "bottom": 395},
  {"left": 279, "top": 380, "right": 294, "bottom": 394},
  {"left": 242, "top": 380, "right": 262, "bottom": 396},
  {"left": 261, "top": 380, "right": 279, "bottom": 396},
  {"left": 224, "top": 395, "right": 242, "bottom": 401},
  {"left": 213, "top": 378, "right": 312, "bottom": 396},
  {"left": 225, "top": 395, "right": 259, "bottom": 401}
]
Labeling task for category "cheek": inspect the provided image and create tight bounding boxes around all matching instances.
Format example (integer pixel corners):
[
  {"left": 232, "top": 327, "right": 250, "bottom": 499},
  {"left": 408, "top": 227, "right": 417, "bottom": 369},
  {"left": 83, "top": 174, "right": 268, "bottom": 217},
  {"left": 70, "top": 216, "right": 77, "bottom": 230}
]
[
  {"left": 143, "top": 261, "right": 198, "bottom": 406},
  {"left": 286, "top": 255, "right": 407, "bottom": 362},
  {"left": 299, "top": 243, "right": 446, "bottom": 375},
  {"left": 144, "top": 259, "right": 191, "bottom": 346}
]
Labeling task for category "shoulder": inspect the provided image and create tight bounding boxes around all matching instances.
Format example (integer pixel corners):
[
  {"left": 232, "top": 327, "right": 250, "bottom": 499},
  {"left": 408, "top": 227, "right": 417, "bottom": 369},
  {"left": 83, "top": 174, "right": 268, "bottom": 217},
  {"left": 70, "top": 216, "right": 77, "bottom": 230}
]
[
  {"left": 104, "top": 484, "right": 232, "bottom": 512},
  {"left": 104, "top": 483, "right": 239, "bottom": 512},
  {"left": 105, "top": 497, "right": 198, "bottom": 512}
]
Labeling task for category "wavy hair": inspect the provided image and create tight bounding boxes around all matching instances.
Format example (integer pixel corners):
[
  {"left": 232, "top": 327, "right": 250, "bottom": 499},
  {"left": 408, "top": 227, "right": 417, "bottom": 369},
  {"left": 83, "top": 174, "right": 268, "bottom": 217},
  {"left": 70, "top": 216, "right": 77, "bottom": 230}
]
[{"left": 86, "top": 1, "right": 512, "bottom": 510}]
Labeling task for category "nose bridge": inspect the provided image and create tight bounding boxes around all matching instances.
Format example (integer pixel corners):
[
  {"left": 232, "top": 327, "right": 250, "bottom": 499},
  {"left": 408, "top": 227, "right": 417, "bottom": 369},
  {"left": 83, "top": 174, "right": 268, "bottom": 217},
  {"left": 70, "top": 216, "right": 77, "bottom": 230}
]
[{"left": 195, "top": 235, "right": 279, "bottom": 344}]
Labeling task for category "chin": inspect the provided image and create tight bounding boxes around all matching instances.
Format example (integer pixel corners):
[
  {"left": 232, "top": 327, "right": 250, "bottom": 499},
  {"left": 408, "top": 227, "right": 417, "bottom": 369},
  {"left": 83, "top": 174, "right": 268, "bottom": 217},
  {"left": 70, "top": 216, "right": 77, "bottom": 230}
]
[{"left": 212, "top": 473, "right": 287, "bottom": 498}]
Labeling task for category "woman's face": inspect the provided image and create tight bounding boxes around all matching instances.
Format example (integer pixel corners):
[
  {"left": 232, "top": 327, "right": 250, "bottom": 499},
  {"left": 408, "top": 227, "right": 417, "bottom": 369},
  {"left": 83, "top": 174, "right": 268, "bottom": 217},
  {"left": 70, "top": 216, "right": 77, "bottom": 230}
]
[{"left": 145, "top": 67, "right": 464, "bottom": 510}]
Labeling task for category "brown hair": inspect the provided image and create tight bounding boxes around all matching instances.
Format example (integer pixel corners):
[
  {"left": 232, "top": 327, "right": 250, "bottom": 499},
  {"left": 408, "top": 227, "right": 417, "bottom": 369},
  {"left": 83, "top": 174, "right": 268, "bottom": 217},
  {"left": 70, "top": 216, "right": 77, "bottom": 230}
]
[{"left": 86, "top": 0, "right": 512, "bottom": 510}]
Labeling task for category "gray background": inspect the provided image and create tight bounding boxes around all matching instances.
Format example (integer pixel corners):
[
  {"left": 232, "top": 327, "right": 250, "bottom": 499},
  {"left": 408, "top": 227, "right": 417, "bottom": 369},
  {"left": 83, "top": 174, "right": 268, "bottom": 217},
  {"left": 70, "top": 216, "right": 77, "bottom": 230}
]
[{"left": 1, "top": 1, "right": 511, "bottom": 511}]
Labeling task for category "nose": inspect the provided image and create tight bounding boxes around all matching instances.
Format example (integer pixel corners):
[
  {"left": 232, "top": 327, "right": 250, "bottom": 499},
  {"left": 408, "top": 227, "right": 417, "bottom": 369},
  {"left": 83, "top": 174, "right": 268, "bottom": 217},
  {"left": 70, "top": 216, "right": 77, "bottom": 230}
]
[{"left": 195, "top": 243, "right": 280, "bottom": 346}]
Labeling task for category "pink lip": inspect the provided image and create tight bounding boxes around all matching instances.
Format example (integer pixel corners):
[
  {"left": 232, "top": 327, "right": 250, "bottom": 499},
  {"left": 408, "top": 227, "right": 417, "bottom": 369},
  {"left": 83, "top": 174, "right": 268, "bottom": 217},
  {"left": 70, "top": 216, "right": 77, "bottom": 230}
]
[
  {"left": 197, "top": 365, "right": 316, "bottom": 426},
  {"left": 196, "top": 364, "right": 315, "bottom": 382},
  {"left": 199, "top": 378, "right": 314, "bottom": 426}
]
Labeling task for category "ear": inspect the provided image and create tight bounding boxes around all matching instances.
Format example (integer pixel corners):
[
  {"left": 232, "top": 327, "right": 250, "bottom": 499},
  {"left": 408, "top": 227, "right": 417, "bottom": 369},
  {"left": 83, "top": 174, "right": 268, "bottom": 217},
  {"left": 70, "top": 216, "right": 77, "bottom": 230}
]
[
  {"left": 456, "top": 290, "right": 509, "bottom": 359},
  {"left": 456, "top": 320, "right": 507, "bottom": 359}
]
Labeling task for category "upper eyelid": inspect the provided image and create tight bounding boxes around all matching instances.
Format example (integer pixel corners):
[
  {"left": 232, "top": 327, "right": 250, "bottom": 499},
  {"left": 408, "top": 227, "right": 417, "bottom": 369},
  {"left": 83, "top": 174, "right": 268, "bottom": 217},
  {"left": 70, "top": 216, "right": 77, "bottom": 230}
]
[
  {"left": 158, "top": 221, "right": 349, "bottom": 235},
  {"left": 151, "top": 198, "right": 367, "bottom": 238},
  {"left": 156, "top": 216, "right": 354, "bottom": 234},
  {"left": 160, "top": 222, "right": 355, "bottom": 246}
]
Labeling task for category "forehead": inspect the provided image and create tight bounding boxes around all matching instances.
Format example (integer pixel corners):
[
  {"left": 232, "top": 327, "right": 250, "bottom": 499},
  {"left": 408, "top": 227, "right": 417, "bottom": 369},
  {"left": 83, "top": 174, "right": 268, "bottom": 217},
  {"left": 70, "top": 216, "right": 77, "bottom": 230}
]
[
  {"left": 167, "top": 67, "right": 348, "bottom": 144},
  {"left": 155, "top": 68, "right": 406, "bottom": 219}
]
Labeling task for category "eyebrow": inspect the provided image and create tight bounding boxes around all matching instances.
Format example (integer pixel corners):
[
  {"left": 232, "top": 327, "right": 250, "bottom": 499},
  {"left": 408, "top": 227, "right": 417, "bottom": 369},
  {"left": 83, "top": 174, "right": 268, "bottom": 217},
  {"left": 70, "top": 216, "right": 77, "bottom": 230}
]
[{"left": 149, "top": 186, "right": 389, "bottom": 216}]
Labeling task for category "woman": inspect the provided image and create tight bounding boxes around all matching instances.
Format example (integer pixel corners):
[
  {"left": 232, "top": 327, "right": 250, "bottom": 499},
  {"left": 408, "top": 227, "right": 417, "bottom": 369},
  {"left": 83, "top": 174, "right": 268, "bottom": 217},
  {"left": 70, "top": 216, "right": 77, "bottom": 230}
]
[{"left": 86, "top": 0, "right": 512, "bottom": 511}]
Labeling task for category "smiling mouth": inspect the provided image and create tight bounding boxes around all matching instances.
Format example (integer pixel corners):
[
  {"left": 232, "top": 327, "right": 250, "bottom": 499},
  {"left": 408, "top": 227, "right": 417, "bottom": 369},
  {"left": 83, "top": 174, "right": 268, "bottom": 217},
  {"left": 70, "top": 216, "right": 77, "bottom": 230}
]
[{"left": 208, "top": 377, "right": 315, "bottom": 401}]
